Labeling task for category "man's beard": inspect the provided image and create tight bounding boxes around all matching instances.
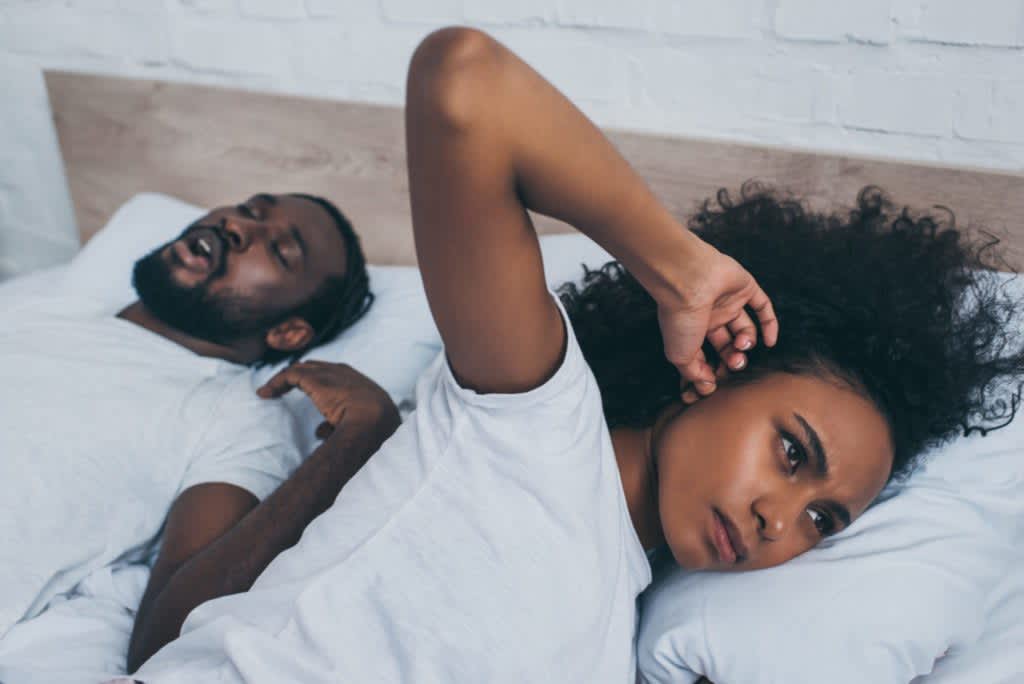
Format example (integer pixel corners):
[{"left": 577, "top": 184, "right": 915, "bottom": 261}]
[{"left": 131, "top": 233, "right": 282, "bottom": 346}]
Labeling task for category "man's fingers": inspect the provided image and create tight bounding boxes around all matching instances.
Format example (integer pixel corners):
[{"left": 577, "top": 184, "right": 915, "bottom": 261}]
[
  {"left": 257, "top": 369, "right": 301, "bottom": 398},
  {"left": 257, "top": 364, "right": 318, "bottom": 398},
  {"left": 747, "top": 285, "right": 779, "bottom": 347},
  {"left": 315, "top": 420, "right": 335, "bottom": 440}
]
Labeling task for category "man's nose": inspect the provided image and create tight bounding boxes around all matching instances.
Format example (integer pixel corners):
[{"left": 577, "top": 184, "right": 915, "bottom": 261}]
[{"left": 222, "top": 216, "right": 264, "bottom": 251}]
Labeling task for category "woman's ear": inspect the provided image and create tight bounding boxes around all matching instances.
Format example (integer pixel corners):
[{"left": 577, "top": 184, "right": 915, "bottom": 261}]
[{"left": 265, "top": 317, "right": 315, "bottom": 353}]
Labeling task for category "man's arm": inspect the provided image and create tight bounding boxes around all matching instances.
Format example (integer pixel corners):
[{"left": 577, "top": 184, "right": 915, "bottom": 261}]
[
  {"left": 126, "top": 364, "right": 400, "bottom": 672},
  {"left": 126, "top": 484, "right": 257, "bottom": 672}
]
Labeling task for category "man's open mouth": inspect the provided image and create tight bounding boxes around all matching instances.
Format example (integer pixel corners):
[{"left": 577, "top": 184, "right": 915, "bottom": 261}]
[{"left": 173, "top": 226, "right": 226, "bottom": 276}]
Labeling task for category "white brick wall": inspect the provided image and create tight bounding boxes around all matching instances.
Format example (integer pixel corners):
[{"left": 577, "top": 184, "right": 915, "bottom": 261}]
[
  {"left": 909, "top": 0, "right": 1024, "bottom": 47},
  {"left": 776, "top": 0, "right": 893, "bottom": 43},
  {"left": 1, "top": 0, "right": 1023, "bottom": 278}
]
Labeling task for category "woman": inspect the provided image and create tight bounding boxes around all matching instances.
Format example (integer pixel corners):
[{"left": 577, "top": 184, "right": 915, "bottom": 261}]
[{"left": 129, "top": 27, "right": 1023, "bottom": 683}]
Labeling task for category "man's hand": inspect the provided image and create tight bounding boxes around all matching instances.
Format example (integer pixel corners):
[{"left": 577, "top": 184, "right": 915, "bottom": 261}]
[
  {"left": 257, "top": 361, "right": 400, "bottom": 440},
  {"left": 657, "top": 240, "right": 778, "bottom": 404},
  {"left": 130, "top": 363, "right": 401, "bottom": 671}
]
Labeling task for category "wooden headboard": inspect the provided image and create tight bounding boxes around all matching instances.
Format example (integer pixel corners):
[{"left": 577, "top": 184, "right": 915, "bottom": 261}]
[{"left": 46, "top": 70, "right": 1024, "bottom": 268}]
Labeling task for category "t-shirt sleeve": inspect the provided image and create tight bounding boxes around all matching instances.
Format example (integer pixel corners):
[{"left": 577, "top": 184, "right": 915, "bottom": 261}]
[
  {"left": 179, "top": 372, "right": 304, "bottom": 500},
  {"left": 433, "top": 291, "right": 605, "bottom": 454}
]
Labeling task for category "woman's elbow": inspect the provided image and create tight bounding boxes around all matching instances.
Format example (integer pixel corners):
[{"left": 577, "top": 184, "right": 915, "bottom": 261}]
[{"left": 406, "top": 26, "right": 504, "bottom": 130}]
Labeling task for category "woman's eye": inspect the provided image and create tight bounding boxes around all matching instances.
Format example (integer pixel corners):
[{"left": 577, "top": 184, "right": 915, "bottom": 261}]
[
  {"left": 807, "top": 508, "right": 836, "bottom": 537},
  {"left": 781, "top": 434, "right": 805, "bottom": 475},
  {"left": 237, "top": 204, "right": 257, "bottom": 219}
]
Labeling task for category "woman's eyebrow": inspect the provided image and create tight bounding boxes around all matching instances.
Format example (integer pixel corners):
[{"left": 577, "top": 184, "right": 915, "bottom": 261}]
[
  {"left": 793, "top": 413, "right": 853, "bottom": 529},
  {"left": 793, "top": 412, "right": 828, "bottom": 478}
]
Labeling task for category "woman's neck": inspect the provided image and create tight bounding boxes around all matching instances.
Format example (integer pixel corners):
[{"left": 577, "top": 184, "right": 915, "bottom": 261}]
[{"left": 611, "top": 425, "right": 665, "bottom": 552}]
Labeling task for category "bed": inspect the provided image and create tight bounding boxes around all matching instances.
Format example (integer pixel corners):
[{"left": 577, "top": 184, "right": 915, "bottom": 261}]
[{"left": 0, "top": 71, "right": 1020, "bottom": 683}]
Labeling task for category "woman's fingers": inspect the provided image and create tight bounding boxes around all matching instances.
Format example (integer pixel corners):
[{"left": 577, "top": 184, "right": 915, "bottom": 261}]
[
  {"left": 725, "top": 308, "right": 757, "bottom": 355},
  {"left": 746, "top": 284, "right": 778, "bottom": 347},
  {"left": 663, "top": 310, "right": 717, "bottom": 386},
  {"left": 660, "top": 249, "right": 779, "bottom": 397},
  {"left": 676, "top": 348, "right": 716, "bottom": 393},
  {"left": 707, "top": 325, "right": 747, "bottom": 372}
]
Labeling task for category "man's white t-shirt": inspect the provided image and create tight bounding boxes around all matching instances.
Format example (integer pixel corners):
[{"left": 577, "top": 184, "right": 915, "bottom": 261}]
[
  {"left": 0, "top": 293, "right": 302, "bottom": 636},
  {"left": 134, "top": 295, "right": 652, "bottom": 684}
]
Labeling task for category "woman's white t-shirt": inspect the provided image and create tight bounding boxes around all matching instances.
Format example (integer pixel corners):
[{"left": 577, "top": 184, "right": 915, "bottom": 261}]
[{"left": 135, "top": 295, "right": 652, "bottom": 683}]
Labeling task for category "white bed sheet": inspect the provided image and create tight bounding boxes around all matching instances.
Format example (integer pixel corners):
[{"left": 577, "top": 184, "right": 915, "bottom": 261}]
[{"left": 0, "top": 563, "right": 148, "bottom": 684}]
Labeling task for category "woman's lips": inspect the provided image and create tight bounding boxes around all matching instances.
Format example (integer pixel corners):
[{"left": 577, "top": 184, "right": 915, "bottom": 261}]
[
  {"left": 710, "top": 509, "right": 737, "bottom": 564},
  {"left": 711, "top": 508, "right": 747, "bottom": 565}
]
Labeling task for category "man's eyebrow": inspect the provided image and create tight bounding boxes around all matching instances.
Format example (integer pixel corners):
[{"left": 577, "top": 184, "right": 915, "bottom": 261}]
[
  {"left": 250, "top": 193, "right": 277, "bottom": 205},
  {"left": 794, "top": 412, "right": 828, "bottom": 478},
  {"left": 290, "top": 224, "right": 308, "bottom": 266}
]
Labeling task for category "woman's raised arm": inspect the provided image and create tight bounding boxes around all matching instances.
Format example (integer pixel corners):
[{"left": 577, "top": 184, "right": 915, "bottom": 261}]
[{"left": 406, "top": 27, "right": 776, "bottom": 396}]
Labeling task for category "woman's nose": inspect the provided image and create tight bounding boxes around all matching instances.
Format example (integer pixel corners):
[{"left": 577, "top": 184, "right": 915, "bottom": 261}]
[{"left": 753, "top": 496, "right": 800, "bottom": 542}]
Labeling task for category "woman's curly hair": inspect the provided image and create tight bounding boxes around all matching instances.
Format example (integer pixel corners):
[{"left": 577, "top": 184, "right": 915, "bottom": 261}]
[{"left": 559, "top": 184, "right": 1024, "bottom": 481}]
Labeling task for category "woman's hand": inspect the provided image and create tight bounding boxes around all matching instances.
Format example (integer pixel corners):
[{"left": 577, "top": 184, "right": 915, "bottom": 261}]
[
  {"left": 657, "top": 241, "right": 778, "bottom": 404},
  {"left": 257, "top": 361, "right": 401, "bottom": 440}
]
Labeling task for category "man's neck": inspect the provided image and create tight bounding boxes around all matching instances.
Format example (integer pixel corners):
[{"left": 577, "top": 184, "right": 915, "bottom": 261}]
[
  {"left": 611, "top": 424, "right": 665, "bottom": 553},
  {"left": 117, "top": 301, "right": 258, "bottom": 365}
]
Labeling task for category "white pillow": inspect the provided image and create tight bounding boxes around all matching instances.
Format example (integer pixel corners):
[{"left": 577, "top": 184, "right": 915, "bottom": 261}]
[
  {"left": 917, "top": 549, "right": 1024, "bottom": 683},
  {"left": 637, "top": 276, "right": 1024, "bottom": 684},
  {"left": 46, "top": 194, "right": 441, "bottom": 453}
]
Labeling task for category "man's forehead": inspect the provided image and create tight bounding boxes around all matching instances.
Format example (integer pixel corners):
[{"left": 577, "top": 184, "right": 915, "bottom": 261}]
[
  {"left": 246, "top": 192, "right": 278, "bottom": 205},
  {"left": 249, "top": 193, "right": 332, "bottom": 223}
]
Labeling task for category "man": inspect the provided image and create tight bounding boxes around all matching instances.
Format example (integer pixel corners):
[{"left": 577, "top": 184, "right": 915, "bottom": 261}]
[{"left": 0, "top": 193, "right": 378, "bottom": 677}]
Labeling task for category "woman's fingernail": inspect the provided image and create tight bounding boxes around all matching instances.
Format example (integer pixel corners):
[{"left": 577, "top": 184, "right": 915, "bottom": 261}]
[
  {"left": 739, "top": 339, "right": 752, "bottom": 350},
  {"left": 733, "top": 357, "right": 746, "bottom": 370}
]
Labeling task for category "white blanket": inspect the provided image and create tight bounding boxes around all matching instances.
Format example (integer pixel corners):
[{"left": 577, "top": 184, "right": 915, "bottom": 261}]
[
  {"left": 1, "top": 557, "right": 1020, "bottom": 684},
  {"left": 0, "top": 563, "right": 147, "bottom": 683}
]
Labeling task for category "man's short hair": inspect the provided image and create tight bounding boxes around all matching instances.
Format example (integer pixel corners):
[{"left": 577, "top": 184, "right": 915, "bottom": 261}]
[{"left": 260, "top": 194, "right": 373, "bottom": 365}]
